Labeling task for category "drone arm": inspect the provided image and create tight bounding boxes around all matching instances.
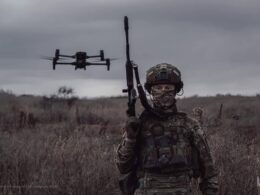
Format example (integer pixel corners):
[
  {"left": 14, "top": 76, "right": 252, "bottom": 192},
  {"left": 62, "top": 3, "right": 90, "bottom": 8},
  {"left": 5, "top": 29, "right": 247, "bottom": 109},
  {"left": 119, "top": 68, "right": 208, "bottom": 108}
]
[
  {"left": 87, "top": 63, "right": 107, "bottom": 65},
  {"left": 59, "top": 54, "right": 75, "bottom": 58},
  {"left": 88, "top": 60, "right": 110, "bottom": 71},
  {"left": 87, "top": 55, "right": 100, "bottom": 58},
  {"left": 88, "top": 50, "right": 104, "bottom": 60},
  {"left": 56, "top": 62, "right": 76, "bottom": 65}
]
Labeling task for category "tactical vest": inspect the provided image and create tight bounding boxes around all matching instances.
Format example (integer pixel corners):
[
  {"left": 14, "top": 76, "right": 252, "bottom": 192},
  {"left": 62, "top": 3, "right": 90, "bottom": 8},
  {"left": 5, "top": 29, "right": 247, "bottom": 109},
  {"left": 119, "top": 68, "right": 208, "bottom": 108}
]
[{"left": 138, "top": 111, "right": 194, "bottom": 174}]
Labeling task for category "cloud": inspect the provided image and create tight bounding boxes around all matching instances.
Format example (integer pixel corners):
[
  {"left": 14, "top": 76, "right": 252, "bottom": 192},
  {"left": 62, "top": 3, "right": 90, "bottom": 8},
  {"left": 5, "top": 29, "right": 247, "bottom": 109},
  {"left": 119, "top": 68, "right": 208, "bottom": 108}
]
[{"left": 0, "top": 0, "right": 260, "bottom": 97}]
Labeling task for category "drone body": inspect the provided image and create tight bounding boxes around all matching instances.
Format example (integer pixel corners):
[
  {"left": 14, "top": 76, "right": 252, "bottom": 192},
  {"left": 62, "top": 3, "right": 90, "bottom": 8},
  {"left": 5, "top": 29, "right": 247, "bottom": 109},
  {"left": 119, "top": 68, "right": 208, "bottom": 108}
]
[{"left": 51, "top": 49, "right": 110, "bottom": 71}]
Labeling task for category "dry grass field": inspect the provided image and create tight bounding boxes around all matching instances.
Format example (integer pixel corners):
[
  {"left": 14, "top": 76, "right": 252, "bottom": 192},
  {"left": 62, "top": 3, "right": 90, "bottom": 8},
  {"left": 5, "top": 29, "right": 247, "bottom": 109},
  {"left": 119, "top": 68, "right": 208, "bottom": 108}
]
[{"left": 0, "top": 90, "right": 259, "bottom": 195}]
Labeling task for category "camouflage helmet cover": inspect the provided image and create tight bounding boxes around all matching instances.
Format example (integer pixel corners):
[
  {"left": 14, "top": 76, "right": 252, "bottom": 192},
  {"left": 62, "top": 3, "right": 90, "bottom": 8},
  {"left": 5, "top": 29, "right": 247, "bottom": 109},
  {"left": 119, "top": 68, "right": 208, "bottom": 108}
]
[{"left": 144, "top": 63, "right": 183, "bottom": 93}]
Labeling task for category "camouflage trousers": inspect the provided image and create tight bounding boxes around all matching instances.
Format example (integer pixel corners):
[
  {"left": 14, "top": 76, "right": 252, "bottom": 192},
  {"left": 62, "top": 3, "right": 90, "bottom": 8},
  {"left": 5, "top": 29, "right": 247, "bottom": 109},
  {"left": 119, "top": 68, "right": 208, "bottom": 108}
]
[{"left": 134, "top": 172, "right": 192, "bottom": 195}]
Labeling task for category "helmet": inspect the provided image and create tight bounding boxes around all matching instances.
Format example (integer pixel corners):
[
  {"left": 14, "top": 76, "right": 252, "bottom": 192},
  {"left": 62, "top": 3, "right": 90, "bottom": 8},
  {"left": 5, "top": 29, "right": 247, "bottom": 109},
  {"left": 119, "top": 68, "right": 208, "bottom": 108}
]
[{"left": 144, "top": 63, "right": 183, "bottom": 93}]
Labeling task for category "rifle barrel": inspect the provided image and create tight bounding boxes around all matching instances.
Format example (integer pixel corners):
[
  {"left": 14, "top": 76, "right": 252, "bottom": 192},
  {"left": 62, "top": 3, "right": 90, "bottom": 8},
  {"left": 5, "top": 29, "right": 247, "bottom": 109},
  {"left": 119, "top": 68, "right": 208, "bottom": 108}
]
[{"left": 124, "top": 16, "right": 130, "bottom": 62}]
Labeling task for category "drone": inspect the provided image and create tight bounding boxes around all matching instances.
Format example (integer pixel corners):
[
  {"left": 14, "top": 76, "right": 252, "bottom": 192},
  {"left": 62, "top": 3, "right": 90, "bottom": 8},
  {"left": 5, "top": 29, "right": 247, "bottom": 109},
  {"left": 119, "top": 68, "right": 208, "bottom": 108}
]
[{"left": 45, "top": 49, "right": 110, "bottom": 71}]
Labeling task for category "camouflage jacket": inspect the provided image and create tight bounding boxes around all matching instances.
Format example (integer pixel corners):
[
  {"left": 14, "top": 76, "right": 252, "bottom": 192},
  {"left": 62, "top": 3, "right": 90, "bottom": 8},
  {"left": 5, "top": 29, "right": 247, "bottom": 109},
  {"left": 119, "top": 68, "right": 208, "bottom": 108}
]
[{"left": 116, "top": 110, "right": 218, "bottom": 195}]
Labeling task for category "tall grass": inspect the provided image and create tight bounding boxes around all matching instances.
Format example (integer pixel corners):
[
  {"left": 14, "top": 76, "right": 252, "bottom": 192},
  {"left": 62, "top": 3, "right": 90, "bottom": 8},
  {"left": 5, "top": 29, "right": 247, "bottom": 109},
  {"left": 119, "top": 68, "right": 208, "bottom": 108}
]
[{"left": 0, "top": 91, "right": 259, "bottom": 195}]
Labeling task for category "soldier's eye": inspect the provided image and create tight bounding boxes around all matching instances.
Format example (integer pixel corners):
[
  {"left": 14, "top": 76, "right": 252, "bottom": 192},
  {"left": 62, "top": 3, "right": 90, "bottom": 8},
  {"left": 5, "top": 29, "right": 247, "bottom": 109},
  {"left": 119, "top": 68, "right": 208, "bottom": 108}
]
[{"left": 165, "top": 85, "right": 175, "bottom": 91}]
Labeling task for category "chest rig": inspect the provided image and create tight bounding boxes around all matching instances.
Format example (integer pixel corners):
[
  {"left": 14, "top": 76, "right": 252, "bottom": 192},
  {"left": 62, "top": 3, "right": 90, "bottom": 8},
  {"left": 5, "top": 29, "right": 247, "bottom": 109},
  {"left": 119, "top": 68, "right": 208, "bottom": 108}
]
[{"left": 139, "top": 111, "right": 193, "bottom": 174}]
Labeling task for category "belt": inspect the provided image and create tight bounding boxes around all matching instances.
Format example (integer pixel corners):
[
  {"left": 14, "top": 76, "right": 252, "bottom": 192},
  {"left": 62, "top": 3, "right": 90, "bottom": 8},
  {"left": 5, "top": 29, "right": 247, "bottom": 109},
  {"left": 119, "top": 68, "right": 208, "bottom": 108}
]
[{"left": 139, "top": 171, "right": 191, "bottom": 189}]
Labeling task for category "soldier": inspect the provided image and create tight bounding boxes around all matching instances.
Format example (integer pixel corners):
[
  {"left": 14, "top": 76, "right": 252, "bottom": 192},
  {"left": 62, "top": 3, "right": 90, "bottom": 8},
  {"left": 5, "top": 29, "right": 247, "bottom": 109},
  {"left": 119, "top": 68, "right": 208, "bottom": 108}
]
[{"left": 116, "top": 63, "right": 218, "bottom": 195}]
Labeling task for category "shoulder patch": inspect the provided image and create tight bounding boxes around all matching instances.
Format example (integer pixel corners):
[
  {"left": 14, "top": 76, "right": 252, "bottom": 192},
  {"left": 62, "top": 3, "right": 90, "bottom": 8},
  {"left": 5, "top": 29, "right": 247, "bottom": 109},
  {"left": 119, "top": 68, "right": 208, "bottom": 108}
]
[{"left": 185, "top": 116, "right": 204, "bottom": 133}]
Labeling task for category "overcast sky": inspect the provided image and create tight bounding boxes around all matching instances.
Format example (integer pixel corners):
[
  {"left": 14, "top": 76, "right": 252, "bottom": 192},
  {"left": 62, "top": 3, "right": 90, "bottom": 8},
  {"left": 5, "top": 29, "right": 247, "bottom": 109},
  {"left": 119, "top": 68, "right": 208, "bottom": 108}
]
[{"left": 0, "top": 0, "right": 259, "bottom": 98}]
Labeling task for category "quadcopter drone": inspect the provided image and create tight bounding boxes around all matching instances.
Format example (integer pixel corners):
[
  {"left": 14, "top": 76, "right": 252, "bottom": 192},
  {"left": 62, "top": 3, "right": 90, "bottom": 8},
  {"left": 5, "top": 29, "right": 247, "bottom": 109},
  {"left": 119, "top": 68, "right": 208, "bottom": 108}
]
[{"left": 46, "top": 49, "right": 110, "bottom": 71}]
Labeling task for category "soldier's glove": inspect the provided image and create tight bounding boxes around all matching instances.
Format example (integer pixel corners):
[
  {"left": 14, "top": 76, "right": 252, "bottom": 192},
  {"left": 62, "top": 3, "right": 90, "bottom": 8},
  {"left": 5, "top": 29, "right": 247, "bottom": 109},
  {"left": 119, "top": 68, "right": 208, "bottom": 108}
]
[{"left": 125, "top": 116, "right": 141, "bottom": 139}]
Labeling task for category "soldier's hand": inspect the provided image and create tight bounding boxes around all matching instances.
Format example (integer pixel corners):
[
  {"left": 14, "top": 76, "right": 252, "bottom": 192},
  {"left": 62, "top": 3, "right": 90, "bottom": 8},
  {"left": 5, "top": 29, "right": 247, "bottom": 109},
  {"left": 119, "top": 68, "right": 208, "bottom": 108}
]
[{"left": 125, "top": 116, "right": 141, "bottom": 139}]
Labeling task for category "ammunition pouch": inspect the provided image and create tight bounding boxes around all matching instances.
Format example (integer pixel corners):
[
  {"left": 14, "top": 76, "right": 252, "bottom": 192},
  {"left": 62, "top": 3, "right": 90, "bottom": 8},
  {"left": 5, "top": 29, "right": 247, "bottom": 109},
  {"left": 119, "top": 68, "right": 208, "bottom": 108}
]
[
  {"left": 144, "top": 155, "right": 190, "bottom": 174},
  {"left": 142, "top": 135, "right": 191, "bottom": 173}
]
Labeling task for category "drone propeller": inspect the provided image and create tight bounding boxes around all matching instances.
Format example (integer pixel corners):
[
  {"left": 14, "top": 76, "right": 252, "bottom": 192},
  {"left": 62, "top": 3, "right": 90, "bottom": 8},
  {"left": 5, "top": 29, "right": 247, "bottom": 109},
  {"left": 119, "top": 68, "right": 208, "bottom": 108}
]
[
  {"left": 110, "top": 58, "right": 119, "bottom": 61},
  {"left": 91, "top": 58, "right": 118, "bottom": 62},
  {"left": 60, "top": 54, "right": 76, "bottom": 58},
  {"left": 41, "top": 56, "right": 67, "bottom": 61},
  {"left": 41, "top": 56, "right": 53, "bottom": 61}
]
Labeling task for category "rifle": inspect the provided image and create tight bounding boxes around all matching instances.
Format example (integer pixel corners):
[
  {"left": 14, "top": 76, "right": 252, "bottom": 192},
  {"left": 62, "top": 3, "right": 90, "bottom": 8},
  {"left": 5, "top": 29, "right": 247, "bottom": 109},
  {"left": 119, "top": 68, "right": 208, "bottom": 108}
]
[
  {"left": 122, "top": 16, "right": 152, "bottom": 117},
  {"left": 122, "top": 16, "right": 137, "bottom": 117},
  {"left": 119, "top": 16, "right": 139, "bottom": 195},
  {"left": 120, "top": 16, "right": 156, "bottom": 195}
]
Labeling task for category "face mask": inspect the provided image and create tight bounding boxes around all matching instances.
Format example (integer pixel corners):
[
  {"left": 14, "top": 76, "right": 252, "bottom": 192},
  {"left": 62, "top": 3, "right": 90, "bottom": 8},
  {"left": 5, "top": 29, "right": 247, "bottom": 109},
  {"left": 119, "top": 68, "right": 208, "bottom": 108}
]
[{"left": 151, "top": 85, "right": 176, "bottom": 110}]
